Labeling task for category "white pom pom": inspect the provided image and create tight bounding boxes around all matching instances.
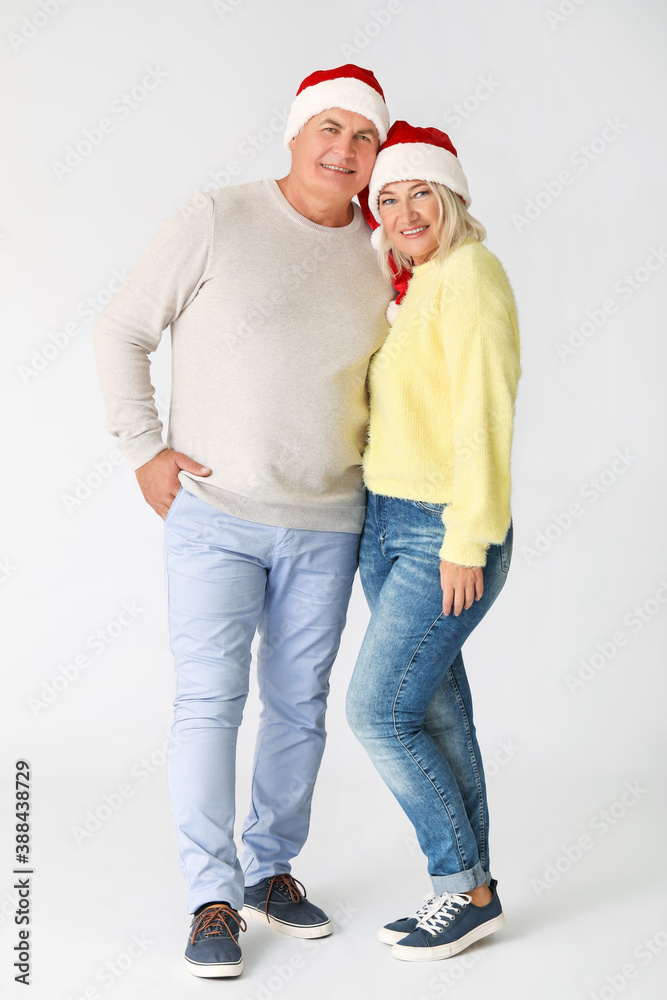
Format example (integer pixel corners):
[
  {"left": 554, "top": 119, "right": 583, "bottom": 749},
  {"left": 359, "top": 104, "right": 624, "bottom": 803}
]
[
  {"left": 385, "top": 298, "right": 401, "bottom": 325},
  {"left": 370, "top": 225, "right": 383, "bottom": 250}
]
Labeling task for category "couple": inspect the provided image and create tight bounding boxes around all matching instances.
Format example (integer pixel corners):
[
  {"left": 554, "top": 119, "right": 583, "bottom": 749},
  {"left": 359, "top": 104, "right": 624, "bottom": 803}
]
[{"left": 93, "top": 63, "right": 520, "bottom": 978}]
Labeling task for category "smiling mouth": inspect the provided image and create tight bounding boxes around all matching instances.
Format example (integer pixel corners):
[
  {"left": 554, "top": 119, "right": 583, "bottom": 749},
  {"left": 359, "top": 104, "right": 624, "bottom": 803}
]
[
  {"left": 401, "top": 225, "right": 429, "bottom": 236},
  {"left": 321, "top": 163, "right": 354, "bottom": 173}
]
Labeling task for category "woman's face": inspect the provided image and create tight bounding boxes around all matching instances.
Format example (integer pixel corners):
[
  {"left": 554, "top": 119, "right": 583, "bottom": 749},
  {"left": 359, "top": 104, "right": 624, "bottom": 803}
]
[{"left": 378, "top": 180, "right": 441, "bottom": 266}]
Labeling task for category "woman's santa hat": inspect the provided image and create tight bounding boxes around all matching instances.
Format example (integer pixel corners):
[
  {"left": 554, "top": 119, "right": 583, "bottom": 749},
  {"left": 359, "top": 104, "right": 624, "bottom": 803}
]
[
  {"left": 367, "top": 120, "right": 471, "bottom": 223},
  {"left": 358, "top": 121, "right": 472, "bottom": 323},
  {"left": 284, "top": 64, "right": 390, "bottom": 148}
]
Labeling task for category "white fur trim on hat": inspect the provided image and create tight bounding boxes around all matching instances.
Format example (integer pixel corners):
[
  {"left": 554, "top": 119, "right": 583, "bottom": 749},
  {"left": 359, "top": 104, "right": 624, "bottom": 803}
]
[
  {"left": 385, "top": 298, "right": 401, "bottom": 325},
  {"left": 368, "top": 142, "right": 471, "bottom": 221},
  {"left": 284, "top": 78, "right": 390, "bottom": 149},
  {"left": 370, "top": 225, "right": 383, "bottom": 251}
]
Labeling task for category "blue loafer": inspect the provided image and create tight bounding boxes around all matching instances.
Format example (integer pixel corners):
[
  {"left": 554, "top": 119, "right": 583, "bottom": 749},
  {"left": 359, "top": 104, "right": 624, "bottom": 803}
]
[
  {"left": 242, "top": 874, "right": 332, "bottom": 939},
  {"left": 184, "top": 903, "right": 246, "bottom": 977}
]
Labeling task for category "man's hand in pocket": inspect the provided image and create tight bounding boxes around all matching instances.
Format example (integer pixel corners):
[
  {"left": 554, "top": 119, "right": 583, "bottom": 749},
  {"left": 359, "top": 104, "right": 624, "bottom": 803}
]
[{"left": 135, "top": 449, "right": 211, "bottom": 519}]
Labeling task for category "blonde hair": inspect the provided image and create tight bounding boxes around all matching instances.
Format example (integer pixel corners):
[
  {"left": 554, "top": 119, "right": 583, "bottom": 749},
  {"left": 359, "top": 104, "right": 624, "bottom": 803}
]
[{"left": 376, "top": 181, "right": 487, "bottom": 283}]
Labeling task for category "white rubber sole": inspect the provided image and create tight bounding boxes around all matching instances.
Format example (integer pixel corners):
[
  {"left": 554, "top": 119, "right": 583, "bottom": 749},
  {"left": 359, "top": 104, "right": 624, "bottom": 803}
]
[
  {"left": 241, "top": 905, "right": 333, "bottom": 939},
  {"left": 377, "top": 926, "right": 412, "bottom": 945},
  {"left": 392, "top": 913, "right": 505, "bottom": 962},
  {"left": 184, "top": 956, "right": 243, "bottom": 978}
]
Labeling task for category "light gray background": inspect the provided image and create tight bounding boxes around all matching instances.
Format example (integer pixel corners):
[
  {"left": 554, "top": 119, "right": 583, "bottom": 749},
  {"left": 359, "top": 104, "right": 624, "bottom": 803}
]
[{"left": 2, "top": 1, "right": 666, "bottom": 997}]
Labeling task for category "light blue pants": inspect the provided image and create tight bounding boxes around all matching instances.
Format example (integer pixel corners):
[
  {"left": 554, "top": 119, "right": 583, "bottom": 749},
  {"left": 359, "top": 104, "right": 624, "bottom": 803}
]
[{"left": 163, "top": 487, "right": 360, "bottom": 913}]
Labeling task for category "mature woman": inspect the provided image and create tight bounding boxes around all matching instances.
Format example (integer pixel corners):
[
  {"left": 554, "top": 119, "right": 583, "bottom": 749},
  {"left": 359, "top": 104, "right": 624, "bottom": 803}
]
[{"left": 347, "top": 121, "right": 521, "bottom": 962}]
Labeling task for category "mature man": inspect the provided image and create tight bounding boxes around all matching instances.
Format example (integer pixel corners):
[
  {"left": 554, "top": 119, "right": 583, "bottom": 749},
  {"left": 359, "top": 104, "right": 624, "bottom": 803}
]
[{"left": 93, "top": 64, "right": 391, "bottom": 977}]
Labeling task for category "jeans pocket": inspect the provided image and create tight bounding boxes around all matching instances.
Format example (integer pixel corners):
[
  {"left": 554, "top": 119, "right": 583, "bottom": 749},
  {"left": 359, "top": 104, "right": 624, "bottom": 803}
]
[{"left": 414, "top": 500, "right": 446, "bottom": 517}]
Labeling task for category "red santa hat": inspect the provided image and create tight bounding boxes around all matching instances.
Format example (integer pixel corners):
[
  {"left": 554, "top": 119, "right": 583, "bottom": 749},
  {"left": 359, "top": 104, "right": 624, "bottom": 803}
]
[
  {"left": 358, "top": 121, "right": 471, "bottom": 324},
  {"left": 284, "top": 64, "right": 390, "bottom": 149},
  {"left": 367, "top": 120, "right": 471, "bottom": 225}
]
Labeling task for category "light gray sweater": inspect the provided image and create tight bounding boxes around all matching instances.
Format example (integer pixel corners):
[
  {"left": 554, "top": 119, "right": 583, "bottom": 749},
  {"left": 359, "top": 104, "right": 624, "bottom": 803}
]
[{"left": 93, "top": 179, "right": 392, "bottom": 532}]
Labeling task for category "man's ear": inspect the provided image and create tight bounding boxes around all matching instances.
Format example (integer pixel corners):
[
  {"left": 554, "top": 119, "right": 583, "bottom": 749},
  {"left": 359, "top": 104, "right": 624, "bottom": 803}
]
[{"left": 288, "top": 135, "right": 296, "bottom": 152}]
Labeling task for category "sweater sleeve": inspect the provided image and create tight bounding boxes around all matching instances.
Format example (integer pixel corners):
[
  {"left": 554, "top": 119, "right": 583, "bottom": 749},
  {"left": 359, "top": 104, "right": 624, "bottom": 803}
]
[
  {"left": 93, "top": 192, "right": 213, "bottom": 470},
  {"left": 437, "top": 247, "right": 521, "bottom": 566}
]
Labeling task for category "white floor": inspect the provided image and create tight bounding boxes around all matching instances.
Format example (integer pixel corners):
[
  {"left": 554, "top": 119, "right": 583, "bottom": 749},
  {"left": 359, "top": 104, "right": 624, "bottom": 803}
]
[
  {"left": 2, "top": 561, "right": 666, "bottom": 1000},
  {"left": 2, "top": 715, "right": 665, "bottom": 1000}
]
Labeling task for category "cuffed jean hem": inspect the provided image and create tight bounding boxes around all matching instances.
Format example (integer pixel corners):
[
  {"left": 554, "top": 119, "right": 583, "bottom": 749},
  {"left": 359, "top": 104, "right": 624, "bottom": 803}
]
[{"left": 430, "top": 861, "right": 490, "bottom": 895}]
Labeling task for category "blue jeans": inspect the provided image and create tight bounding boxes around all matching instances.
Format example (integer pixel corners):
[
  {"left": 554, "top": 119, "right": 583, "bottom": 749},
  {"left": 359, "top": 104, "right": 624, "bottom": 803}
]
[
  {"left": 163, "top": 487, "right": 360, "bottom": 912},
  {"left": 346, "top": 491, "right": 512, "bottom": 894}
]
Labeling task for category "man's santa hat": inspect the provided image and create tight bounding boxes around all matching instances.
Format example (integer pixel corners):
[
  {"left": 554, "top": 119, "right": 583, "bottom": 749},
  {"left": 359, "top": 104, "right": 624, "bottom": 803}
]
[{"left": 284, "top": 64, "right": 390, "bottom": 148}]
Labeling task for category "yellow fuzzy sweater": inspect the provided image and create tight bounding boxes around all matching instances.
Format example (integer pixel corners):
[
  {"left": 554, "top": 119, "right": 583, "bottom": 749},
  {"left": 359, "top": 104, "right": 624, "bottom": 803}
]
[{"left": 363, "top": 238, "right": 521, "bottom": 567}]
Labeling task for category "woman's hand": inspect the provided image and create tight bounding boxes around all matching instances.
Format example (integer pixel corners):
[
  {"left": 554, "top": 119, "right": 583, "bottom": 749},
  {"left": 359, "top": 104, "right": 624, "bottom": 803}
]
[{"left": 439, "top": 561, "right": 484, "bottom": 617}]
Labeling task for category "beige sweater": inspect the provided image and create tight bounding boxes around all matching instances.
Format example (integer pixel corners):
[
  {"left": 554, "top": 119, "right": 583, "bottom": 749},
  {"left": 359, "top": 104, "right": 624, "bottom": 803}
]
[{"left": 93, "top": 179, "right": 392, "bottom": 532}]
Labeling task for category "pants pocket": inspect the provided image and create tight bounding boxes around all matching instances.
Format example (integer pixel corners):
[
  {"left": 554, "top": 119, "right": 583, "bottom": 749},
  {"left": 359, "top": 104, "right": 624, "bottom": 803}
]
[
  {"left": 413, "top": 500, "right": 447, "bottom": 517},
  {"left": 163, "top": 486, "right": 184, "bottom": 526}
]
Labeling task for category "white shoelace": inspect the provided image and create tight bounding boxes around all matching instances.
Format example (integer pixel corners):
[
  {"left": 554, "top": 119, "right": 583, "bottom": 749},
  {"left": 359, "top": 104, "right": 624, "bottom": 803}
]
[
  {"left": 411, "top": 893, "right": 440, "bottom": 920},
  {"left": 415, "top": 892, "right": 472, "bottom": 937}
]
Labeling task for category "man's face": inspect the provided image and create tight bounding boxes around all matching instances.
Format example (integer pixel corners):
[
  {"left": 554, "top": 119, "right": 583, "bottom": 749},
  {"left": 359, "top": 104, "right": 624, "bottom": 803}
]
[{"left": 288, "top": 108, "right": 380, "bottom": 200}]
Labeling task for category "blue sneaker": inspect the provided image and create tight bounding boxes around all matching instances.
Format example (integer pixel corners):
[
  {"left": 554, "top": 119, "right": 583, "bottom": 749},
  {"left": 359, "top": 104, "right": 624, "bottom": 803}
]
[
  {"left": 184, "top": 903, "right": 246, "bottom": 978},
  {"left": 377, "top": 893, "right": 439, "bottom": 944},
  {"left": 391, "top": 880, "right": 505, "bottom": 962},
  {"left": 242, "top": 874, "right": 332, "bottom": 939}
]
